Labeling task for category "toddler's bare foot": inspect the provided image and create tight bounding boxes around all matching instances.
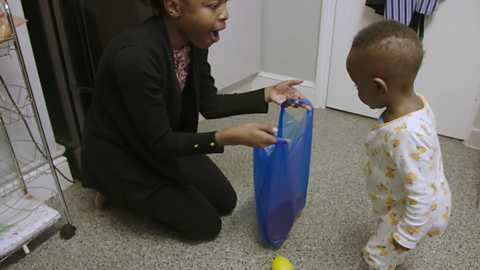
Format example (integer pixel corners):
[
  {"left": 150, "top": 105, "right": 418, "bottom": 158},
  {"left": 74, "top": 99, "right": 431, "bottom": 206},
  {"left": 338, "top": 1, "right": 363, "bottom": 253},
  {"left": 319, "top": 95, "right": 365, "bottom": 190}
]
[{"left": 95, "top": 192, "right": 113, "bottom": 210}]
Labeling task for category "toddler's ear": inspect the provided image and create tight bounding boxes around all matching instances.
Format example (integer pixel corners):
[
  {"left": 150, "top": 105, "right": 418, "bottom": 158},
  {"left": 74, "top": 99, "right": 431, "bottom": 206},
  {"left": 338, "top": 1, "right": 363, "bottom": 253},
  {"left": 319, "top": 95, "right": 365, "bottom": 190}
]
[{"left": 373, "top": 78, "right": 388, "bottom": 95}]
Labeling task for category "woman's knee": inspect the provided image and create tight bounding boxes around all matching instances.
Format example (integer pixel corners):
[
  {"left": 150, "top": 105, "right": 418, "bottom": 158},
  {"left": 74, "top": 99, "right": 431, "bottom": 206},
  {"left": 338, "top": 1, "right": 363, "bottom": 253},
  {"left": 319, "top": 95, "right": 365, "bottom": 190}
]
[
  {"left": 183, "top": 213, "right": 222, "bottom": 241},
  {"left": 216, "top": 191, "right": 237, "bottom": 216}
]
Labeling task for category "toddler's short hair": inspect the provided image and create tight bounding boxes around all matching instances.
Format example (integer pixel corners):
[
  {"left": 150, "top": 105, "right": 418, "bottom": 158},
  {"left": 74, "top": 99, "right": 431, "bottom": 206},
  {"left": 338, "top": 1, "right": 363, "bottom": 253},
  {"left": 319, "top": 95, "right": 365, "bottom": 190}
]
[
  {"left": 140, "top": 0, "right": 189, "bottom": 10},
  {"left": 139, "top": 0, "right": 163, "bottom": 9},
  {"left": 351, "top": 20, "right": 424, "bottom": 83}
]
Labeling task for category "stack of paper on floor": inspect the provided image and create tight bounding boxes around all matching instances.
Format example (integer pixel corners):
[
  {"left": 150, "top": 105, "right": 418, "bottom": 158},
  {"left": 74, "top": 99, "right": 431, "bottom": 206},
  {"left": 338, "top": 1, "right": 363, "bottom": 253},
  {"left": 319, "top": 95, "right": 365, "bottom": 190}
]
[{"left": 0, "top": 194, "right": 60, "bottom": 259}]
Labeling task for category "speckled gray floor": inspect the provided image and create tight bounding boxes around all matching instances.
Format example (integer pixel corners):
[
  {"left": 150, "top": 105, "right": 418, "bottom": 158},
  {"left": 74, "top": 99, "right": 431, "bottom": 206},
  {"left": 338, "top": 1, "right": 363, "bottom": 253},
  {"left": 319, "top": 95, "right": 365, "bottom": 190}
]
[{"left": 2, "top": 106, "right": 480, "bottom": 269}]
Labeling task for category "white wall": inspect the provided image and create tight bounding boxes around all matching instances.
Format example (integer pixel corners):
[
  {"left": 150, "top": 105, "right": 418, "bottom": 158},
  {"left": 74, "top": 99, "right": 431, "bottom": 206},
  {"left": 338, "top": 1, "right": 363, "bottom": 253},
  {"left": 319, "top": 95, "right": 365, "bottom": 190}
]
[
  {"left": 208, "top": 0, "right": 261, "bottom": 91},
  {"left": 326, "top": 0, "right": 480, "bottom": 139},
  {"left": 474, "top": 108, "right": 480, "bottom": 130},
  {"left": 0, "top": 0, "right": 73, "bottom": 200},
  {"left": 0, "top": 0, "right": 57, "bottom": 153},
  {"left": 416, "top": 1, "right": 480, "bottom": 139},
  {"left": 260, "top": 0, "right": 322, "bottom": 83}
]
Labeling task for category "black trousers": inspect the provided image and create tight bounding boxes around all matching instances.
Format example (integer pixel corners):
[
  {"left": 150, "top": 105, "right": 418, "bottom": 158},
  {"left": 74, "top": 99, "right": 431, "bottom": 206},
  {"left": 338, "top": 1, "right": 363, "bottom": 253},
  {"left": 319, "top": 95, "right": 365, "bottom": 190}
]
[{"left": 141, "top": 154, "right": 237, "bottom": 241}]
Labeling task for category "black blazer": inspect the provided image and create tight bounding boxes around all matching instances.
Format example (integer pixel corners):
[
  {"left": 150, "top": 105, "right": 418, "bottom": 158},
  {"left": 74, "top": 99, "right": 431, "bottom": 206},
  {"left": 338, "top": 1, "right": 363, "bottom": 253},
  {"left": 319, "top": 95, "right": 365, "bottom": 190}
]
[{"left": 81, "top": 15, "right": 268, "bottom": 206}]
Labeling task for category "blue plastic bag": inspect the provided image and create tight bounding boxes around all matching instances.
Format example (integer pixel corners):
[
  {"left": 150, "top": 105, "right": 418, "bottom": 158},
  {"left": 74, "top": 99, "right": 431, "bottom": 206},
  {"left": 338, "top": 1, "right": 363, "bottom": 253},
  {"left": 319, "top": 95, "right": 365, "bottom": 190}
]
[{"left": 253, "top": 98, "right": 314, "bottom": 246}]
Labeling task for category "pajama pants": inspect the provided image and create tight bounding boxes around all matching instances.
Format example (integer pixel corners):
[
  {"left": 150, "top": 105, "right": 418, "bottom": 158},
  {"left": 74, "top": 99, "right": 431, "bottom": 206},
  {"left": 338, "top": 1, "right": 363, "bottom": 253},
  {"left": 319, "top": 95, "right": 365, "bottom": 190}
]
[
  {"left": 363, "top": 189, "right": 452, "bottom": 270},
  {"left": 363, "top": 215, "right": 410, "bottom": 270}
]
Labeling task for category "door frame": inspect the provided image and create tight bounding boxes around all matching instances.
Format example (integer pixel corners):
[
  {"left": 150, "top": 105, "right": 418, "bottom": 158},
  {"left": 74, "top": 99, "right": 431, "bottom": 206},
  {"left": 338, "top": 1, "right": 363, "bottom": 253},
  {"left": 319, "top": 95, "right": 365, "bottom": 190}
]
[
  {"left": 314, "top": 0, "right": 337, "bottom": 109},
  {"left": 465, "top": 86, "right": 480, "bottom": 145}
]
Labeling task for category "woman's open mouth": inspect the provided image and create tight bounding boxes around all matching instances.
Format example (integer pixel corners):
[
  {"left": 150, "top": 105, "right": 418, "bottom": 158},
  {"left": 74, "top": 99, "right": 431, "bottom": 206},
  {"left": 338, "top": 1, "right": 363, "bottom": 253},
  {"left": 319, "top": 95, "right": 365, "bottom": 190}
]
[{"left": 211, "top": 30, "right": 220, "bottom": 42}]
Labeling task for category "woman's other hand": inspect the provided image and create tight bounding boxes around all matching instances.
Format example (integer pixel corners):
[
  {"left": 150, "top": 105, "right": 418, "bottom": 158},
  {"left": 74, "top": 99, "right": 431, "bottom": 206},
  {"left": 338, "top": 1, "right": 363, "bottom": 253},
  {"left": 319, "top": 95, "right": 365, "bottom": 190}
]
[
  {"left": 215, "top": 123, "right": 289, "bottom": 148},
  {"left": 264, "top": 79, "right": 312, "bottom": 111}
]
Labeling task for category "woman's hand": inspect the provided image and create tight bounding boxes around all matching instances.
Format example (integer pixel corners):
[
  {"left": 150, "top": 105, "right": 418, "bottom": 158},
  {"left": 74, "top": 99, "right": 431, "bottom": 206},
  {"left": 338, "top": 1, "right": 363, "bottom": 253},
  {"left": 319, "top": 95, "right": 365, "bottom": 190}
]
[
  {"left": 264, "top": 79, "right": 312, "bottom": 110},
  {"left": 215, "top": 123, "right": 289, "bottom": 148}
]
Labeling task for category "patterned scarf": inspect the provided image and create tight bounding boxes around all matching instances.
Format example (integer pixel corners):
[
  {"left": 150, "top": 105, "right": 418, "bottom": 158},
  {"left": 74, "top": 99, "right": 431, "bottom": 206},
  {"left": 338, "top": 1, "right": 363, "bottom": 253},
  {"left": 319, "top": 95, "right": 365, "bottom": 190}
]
[{"left": 173, "top": 43, "right": 191, "bottom": 92}]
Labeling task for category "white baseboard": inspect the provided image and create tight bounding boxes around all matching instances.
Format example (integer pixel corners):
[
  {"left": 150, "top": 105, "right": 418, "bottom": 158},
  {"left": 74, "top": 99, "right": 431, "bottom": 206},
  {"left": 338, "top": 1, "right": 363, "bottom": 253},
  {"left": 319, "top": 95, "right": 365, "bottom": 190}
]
[
  {"left": 252, "top": 72, "right": 316, "bottom": 104},
  {"left": 0, "top": 144, "right": 75, "bottom": 203},
  {"left": 199, "top": 74, "right": 256, "bottom": 122},
  {"left": 1, "top": 154, "right": 74, "bottom": 205},
  {"left": 25, "top": 155, "right": 74, "bottom": 202},
  {"left": 199, "top": 72, "right": 317, "bottom": 122},
  {"left": 466, "top": 128, "right": 480, "bottom": 150},
  {"left": 218, "top": 73, "right": 256, "bottom": 94}
]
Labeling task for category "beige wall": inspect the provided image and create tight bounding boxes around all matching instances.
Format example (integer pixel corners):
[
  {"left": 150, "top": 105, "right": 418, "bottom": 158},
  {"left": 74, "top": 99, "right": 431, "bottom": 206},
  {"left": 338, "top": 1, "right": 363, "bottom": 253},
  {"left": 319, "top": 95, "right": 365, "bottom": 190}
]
[{"left": 260, "top": 0, "right": 322, "bottom": 82}]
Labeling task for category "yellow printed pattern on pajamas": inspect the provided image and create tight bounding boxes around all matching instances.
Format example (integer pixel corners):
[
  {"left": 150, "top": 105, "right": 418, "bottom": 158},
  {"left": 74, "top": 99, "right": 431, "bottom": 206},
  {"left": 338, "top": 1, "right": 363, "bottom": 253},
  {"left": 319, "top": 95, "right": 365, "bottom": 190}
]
[{"left": 362, "top": 94, "right": 452, "bottom": 270}]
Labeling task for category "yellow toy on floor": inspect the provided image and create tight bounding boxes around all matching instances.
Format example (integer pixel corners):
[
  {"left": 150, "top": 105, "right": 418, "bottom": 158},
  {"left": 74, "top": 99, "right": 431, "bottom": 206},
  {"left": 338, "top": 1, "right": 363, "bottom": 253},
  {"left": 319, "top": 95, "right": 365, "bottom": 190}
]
[{"left": 271, "top": 256, "right": 294, "bottom": 270}]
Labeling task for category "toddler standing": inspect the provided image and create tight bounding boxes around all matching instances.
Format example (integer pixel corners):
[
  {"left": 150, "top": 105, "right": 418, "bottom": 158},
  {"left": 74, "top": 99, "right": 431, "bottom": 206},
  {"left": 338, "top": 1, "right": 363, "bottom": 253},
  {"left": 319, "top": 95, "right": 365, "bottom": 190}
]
[{"left": 346, "top": 20, "right": 452, "bottom": 270}]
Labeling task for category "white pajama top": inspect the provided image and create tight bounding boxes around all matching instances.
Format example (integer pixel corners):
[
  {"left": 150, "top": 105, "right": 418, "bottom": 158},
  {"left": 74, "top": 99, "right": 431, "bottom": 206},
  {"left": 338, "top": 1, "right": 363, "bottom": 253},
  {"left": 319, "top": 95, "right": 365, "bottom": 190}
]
[{"left": 364, "top": 94, "right": 452, "bottom": 249}]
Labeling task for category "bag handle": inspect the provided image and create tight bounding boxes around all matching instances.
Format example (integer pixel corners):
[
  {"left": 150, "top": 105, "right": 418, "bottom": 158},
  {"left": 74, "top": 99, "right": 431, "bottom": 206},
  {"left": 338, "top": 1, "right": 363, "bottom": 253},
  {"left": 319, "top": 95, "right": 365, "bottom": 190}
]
[
  {"left": 281, "top": 98, "right": 314, "bottom": 110},
  {"left": 278, "top": 98, "right": 313, "bottom": 138}
]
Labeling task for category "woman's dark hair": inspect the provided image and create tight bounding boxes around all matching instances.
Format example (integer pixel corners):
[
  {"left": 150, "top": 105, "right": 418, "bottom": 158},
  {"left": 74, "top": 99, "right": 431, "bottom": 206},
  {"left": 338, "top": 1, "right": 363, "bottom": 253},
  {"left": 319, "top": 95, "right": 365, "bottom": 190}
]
[{"left": 139, "top": 0, "right": 163, "bottom": 9}]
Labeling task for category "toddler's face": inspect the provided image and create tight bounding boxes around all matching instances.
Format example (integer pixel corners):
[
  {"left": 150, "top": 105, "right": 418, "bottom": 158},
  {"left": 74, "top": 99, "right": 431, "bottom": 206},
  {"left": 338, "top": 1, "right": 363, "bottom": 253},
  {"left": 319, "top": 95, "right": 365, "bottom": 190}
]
[
  {"left": 346, "top": 49, "right": 385, "bottom": 110},
  {"left": 177, "top": 0, "right": 229, "bottom": 49}
]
